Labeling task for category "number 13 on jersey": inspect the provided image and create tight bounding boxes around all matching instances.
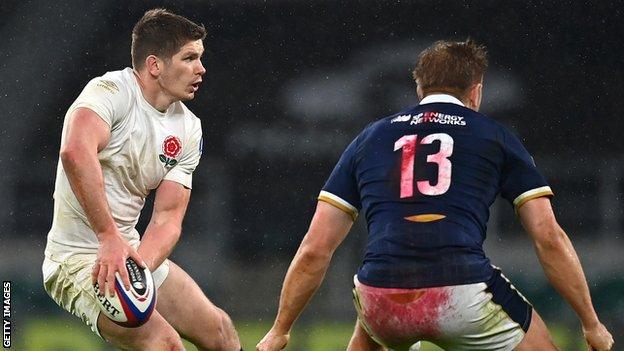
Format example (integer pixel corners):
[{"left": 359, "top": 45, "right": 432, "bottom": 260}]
[{"left": 393, "top": 133, "right": 454, "bottom": 198}]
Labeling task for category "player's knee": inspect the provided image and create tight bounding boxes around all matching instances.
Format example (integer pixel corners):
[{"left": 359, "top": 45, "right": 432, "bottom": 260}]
[
  {"left": 113, "top": 330, "right": 183, "bottom": 351},
  {"left": 196, "top": 308, "right": 240, "bottom": 351},
  {"left": 136, "top": 327, "right": 184, "bottom": 351},
  {"left": 159, "top": 330, "right": 185, "bottom": 351},
  {"left": 219, "top": 309, "right": 241, "bottom": 350}
]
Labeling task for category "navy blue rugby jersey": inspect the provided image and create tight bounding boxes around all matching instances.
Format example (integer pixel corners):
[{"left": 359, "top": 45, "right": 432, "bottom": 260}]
[{"left": 319, "top": 94, "right": 553, "bottom": 288}]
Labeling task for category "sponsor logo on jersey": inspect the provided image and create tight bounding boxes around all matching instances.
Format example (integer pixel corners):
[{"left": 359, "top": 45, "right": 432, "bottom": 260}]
[
  {"left": 391, "top": 114, "right": 412, "bottom": 123},
  {"left": 410, "top": 111, "right": 466, "bottom": 126},
  {"left": 97, "top": 80, "right": 120, "bottom": 94},
  {"left": 159, "top": 135, "right": 182, "bottom": 168},
  {"left": 391, "top": 112, "right": 466, "bottom": 125}
]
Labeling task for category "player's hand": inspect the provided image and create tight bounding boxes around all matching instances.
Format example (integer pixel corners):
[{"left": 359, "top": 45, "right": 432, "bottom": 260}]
[
  {"left": 256, "top": 328, "right": 290, "bottom": 351},
  {"left": 91, "top": 232, "right": 145, "bottom": 297},
  {"left": 583, "top": 322, "right": 614, "bottom": 351}
]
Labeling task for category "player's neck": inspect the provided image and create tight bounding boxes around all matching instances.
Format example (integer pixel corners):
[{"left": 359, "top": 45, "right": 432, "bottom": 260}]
[{"left": 133, "top": 70, "right": 175, "bottom": 113}]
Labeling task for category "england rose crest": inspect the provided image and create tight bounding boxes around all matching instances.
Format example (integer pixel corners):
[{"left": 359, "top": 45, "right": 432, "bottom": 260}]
[{"left": 159, "top": 136, "right": 182, "bottom": 167}]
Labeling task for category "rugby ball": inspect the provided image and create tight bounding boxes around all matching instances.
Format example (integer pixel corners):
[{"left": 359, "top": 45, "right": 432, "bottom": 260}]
[{"left": 93, "top": 258, "right": 156, "bottom": 327}]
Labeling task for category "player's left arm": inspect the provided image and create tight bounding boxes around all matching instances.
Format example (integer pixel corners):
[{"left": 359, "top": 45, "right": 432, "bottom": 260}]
[
  {"left": 138, "top": 180, "right": 190, "bottom": 271},
  {"left": 138, "top": 117, "right": 201, "bottom": 271},
  {"left": 518, "top": 198, "right": 613, "bottom": 350},
  {"left": 256, "top": 201, "right": 354, "bottom": 351}
]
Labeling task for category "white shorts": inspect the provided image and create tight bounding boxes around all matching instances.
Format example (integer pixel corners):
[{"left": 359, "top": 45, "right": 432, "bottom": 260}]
[
  {"left": 42, "top": 252, "right": 169, "bottom": 338},
  {"left": 353, "top": 267, "right": 531, "bottom": 351}
]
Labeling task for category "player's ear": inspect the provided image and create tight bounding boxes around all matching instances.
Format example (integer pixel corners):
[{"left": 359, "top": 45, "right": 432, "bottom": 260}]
[
  {"left": 468, "top": 82, "right": 483, "bottom": 111},
  {"left": 145, "top": 55, "right": 162, "bottom": 77},
  {"left": 416, "top": 81, "right": 424, "bottom": 100}
]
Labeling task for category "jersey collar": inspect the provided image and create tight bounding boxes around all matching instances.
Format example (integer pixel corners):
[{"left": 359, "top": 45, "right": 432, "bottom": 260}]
[{"left": 419, "top": 94, "right": 465, "bottom": 107}]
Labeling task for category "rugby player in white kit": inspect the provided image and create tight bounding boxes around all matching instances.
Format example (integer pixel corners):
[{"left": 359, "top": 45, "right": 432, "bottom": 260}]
[{"left": 42, "top": 9, "right": 241, "bottom": 351}]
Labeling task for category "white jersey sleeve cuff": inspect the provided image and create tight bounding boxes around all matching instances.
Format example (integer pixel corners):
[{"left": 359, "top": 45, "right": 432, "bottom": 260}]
[
  {"left": 318, "top": 190, "right": 358, "bottom": 221},
  {"left": 163, "top": 169, "right": 193, "bottom": 189}
]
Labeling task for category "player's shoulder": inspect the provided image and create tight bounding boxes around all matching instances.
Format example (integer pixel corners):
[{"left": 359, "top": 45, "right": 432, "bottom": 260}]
[
  {"left": 365, "top": 105, "right": 421, "bottom": 132},
  {"left": 88, "top": 68, "right": 134, "bottom": 93},
  {"left": 474, "top": 110, "right": 523, "bottom": 139},
  {"left": 468, "top": 109, "right": 512, "bottom": 137},
  {"left": 352, "top": 113, "right": 393, "bottom": 145},
  {"left": 174, "top": 101, "right": 199, "bottom": 121},
  {"left": 351, "top": 105, "right": 419, "bottom": 145},
  {"left": 173, "top": 101, "right": 202, "bottom": 131},
  {"left": 380, "top": 104, "right": 421, "bottom": 124},
  {"left": 471, "top": 109, "right": 509, "bottom": 130},
  {"left": 79, "top": 68, "right": 136, "bottom": 107},
  {"left": 71, "top": 68, "right": 135, "bottom": 123},
  {"left": 467, "top": 111, "right": 531, "bottom": 155}
]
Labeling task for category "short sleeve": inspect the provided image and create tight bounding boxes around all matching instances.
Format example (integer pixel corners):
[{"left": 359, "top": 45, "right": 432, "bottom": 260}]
[
  {"left": 500, "top": 128, "right": 553, "bottom": 209},
  {"left": 318, "top": 136, "right": 362, "bottom": 221},
  {"left": 71, "top": 77, "right": 130, "bottom": 128},
  {"left": 164, "top": 118, "right": 202, "bottom": 189}
]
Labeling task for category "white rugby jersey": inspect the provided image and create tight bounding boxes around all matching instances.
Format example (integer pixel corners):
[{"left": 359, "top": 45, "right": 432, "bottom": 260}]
[{"left": 46, "top": 68, "right": 202, "bottom": 258}]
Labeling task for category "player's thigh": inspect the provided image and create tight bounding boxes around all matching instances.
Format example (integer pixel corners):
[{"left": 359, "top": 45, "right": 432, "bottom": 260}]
[
  {"left": 43, "top": 254, "right": 105, "bottom": 337},
  {"left": 514, "top": 310, "right": 559, "bottom": 351},
  {"left": 155, "top": 260, "right": 229, "bottom": 341},
  {"left": 98, "top": 310, "right": 184, "bottom": 351}
]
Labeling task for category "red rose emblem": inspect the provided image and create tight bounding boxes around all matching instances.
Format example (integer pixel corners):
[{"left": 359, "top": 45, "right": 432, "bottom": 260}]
[{"left": 162, "top": 136, "right": 182, "bottom": 158}]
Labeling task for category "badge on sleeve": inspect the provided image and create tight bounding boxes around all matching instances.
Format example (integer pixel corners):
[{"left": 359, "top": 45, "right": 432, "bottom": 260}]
[{"left": 159, "top": 135, "right": 182, "bottom": 167}]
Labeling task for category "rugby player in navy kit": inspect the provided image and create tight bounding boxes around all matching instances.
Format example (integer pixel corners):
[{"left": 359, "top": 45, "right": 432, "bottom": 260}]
[{"left": 257, "top": 40, "right": 613, "bottom": 351}]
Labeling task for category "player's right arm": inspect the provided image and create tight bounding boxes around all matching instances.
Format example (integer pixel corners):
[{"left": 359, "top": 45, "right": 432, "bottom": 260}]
[
  {"left": 518, "top": 198, "right": 613, "bottom": 351},
  {"left": 257, "top": 130, "right": 364, "bottom": 351},
  {"left": 256, "top": 201, "right": 354, "bottom": 351},
  {"left": 60, "top": 107, "right": 143, "bottom": 295}
]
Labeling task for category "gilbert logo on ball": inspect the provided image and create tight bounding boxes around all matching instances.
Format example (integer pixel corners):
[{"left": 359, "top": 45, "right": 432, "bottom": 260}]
[{"left": 93, "top": 258, "right": 156, "bottom": 327}]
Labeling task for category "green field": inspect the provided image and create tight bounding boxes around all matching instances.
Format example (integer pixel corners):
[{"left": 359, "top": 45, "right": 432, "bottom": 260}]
[{"left": 17, "top": 317, "right": 587, "bottom": 350}]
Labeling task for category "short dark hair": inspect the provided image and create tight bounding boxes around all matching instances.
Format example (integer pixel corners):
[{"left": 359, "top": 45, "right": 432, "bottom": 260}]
[
  {"left": 412, "top": 39, "right": 488, "bottom": 98},
  {"left": 131, "top": 8, "right": 206, "bottom": 69}
]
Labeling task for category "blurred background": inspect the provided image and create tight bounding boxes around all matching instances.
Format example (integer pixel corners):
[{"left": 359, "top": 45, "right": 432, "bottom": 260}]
[{"left": 1, "top": 0, "right": 623, "bottom": 350}]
